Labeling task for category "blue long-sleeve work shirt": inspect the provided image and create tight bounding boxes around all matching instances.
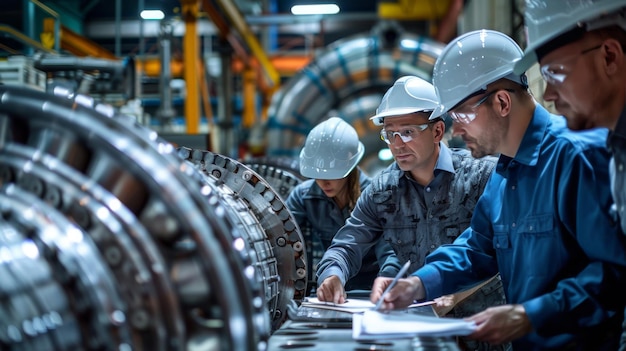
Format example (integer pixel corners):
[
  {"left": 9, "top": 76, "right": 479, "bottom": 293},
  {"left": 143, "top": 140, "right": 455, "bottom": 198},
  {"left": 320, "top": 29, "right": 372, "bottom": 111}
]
[{"left": 414, "top": 105, "right": 626, "bottom": 350}]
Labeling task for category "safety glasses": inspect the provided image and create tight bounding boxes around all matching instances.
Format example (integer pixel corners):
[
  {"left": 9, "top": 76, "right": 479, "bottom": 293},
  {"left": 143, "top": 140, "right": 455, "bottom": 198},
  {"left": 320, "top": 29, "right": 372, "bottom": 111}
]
[
  {"left": 380, "top": 123, "right": 431, "bottom": 144},
  {"left": 446, "top": 89, "right": 517, "bottom": 124},
  {"left": 446, "top": 90, "right": 498, "bottom": 124},
  {"left": 540, "top": 44, "right": 602, "bottom": 85}
]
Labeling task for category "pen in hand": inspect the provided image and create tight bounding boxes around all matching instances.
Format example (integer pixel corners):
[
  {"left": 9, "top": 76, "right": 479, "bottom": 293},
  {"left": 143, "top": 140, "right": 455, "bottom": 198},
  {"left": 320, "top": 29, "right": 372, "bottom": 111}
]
[{"left": 373, "top": 260, "right": 411, "bottom": 311}]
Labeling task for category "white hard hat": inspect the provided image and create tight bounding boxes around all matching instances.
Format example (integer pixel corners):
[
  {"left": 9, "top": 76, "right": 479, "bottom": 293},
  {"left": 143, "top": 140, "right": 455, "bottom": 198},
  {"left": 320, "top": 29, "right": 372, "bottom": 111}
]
[
  {"left": 369, "top": 76, "right": 439, "bottom": 126},
  {"left": 514, "top": 0, "right": 626, "bottom": 75},
  {"left": 431, "top": 29, "right": 527, "bottom": 118},
  {"left": 299, "top": 117, "right": 365, "bottom": 179}
]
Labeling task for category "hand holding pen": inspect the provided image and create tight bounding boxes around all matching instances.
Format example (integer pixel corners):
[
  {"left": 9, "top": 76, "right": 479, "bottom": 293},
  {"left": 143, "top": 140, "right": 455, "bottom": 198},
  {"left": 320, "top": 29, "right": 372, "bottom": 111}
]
[{"left": 372, "top": 260, "right": 412, "bottom": 311}]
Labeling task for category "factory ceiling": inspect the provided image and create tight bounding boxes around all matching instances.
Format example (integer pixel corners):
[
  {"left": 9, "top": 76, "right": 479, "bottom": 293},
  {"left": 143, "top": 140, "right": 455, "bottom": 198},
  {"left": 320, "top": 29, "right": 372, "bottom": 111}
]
[{"left": 2, "top": 0, "right": 417, "bottom": 57}]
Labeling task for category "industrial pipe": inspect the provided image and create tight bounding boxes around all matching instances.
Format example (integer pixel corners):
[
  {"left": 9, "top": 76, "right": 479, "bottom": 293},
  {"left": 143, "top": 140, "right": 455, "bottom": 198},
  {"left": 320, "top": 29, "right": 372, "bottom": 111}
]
[{"left": 265, "top": 21, "right": 444, "bottom": 161}]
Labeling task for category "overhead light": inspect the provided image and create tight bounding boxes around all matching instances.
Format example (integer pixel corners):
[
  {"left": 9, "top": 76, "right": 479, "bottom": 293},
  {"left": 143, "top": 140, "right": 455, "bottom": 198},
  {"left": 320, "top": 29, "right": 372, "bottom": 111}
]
[
  {"left": 140, "top": 10, "right": 165, "bottom": 20},
  {"left": 291, "top": 4, "right": 340, "bottom": 15}
]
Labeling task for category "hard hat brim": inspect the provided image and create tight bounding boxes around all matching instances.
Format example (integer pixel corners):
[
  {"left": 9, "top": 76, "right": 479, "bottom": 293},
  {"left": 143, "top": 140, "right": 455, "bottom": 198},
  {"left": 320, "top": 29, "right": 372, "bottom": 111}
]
[
  {"left": 370, "top": 108, "right": 434, "bottom": 125},
  {"left": 430, "top": 105, "right": 446, "bottom": 119},
  {"left": 513, "top": 53, "right": 536, "bottom": 75},
  {"left": 515, "top": 2, "right": 626, "bottom": 75},
  {"left": 299, "top": 141, "right": 365, "bottom": 180}
]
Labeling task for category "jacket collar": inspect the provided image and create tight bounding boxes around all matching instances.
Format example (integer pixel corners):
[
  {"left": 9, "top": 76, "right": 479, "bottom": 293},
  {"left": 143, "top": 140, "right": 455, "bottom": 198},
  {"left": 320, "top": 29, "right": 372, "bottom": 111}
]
[{"left": 497, "top": 103, "right": 551, "bottom": 173}]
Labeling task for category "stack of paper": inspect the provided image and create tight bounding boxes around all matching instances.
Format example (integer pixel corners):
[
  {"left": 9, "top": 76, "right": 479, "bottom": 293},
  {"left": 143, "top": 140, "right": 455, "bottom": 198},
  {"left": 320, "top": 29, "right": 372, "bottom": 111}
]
[
  {"left": 301, "top": 297, "right": 438, "bottom": 314},
  {"left": 352, "top": 310, "right": 476, "bottom": 340},
  {"left": 300, "top": 297, "right": 376, "bottom": 313}
]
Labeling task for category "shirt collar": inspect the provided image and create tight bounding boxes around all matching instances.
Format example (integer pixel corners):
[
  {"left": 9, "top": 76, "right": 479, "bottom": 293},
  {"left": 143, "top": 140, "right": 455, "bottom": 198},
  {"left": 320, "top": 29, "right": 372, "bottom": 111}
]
[
  {"left": 434, "top": 142, "right": 455, "bottom": 175},
  {"left": 510, "top": 103, "right": 551, "bottom": 165},
  {"left": 400, "top": 142, "right": 454, "bottom": 181}
]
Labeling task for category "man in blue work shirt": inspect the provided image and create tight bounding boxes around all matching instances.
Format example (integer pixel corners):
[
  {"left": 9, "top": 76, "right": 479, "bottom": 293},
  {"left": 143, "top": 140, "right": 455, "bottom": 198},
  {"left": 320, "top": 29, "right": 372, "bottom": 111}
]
[
  {"left": 371, "top": 29, "right": 626, "bottom": 351},
  {"left": 512, "top": 1, "right": 626, "bottom": 348}
]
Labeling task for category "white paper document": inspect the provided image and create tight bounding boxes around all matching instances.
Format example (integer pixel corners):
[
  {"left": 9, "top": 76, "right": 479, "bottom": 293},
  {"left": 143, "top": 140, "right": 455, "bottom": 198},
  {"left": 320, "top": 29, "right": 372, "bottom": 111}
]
[
  {"left": 301, "top": 297, "right": 376, "bottom": 313},
  {"left": 301, "top": 298, "right": 438, "bottom": 314},
  {"left": 352, "top": 310, "right": 476, "bottom": 340}
]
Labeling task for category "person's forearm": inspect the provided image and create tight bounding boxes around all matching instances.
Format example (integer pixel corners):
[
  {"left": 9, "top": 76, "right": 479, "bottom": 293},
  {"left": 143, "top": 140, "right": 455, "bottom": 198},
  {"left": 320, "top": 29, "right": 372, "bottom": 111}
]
[{"left": 407, "top": 276, "right": 426, "bottom": 301}]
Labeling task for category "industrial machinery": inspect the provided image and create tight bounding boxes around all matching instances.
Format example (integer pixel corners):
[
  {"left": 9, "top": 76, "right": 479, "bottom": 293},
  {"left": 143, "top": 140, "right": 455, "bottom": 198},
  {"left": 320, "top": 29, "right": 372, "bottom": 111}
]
[
  {"left": 176, "top": 146, "right": 308, "bottom": 327},
  {"left": 0, "top": 84, "right": 306, "bottom": 351}
]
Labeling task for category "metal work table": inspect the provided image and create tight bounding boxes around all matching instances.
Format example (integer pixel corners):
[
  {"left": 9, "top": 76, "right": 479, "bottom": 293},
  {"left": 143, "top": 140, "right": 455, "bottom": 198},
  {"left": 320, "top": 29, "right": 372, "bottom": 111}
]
[{"left": 268, "top": 293, "right": 461, "bottom": 351}]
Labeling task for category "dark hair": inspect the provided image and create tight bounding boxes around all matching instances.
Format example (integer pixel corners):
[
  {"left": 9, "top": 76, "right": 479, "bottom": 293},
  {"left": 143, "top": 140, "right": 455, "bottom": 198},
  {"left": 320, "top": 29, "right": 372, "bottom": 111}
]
[
  {"left": 593, "top": 25, "right": 626, "bottom": 53},
  {"left": 536, "top": 26, "right": 587, "bottom": 62},
  {"left": 430, "top": 116, "right": 445, "bottom": 124},
  {"left": 536, "top": 24, "right": 626, "bottom": 61},
  {"left": 344, "top": 167, "right": 362, "bottom": 212}
]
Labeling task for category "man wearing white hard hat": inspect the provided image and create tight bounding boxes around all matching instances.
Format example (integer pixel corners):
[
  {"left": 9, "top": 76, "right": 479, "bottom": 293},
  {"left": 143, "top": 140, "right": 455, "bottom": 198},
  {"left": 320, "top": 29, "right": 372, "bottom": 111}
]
[
  {"left": 514, "top": 1, "right": 626, "bottom": 348},
  {"left": 372, "top": 29, "right": 626, "bottom": 350},
  {"left": 316, "top": 75, "right": 504, "bottom": 350}
]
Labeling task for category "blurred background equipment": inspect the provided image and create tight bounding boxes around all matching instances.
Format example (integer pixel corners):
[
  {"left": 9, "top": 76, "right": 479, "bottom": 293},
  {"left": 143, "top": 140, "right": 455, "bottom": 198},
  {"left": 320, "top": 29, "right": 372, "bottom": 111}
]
[{"left": 265, "top": 20, "right": 444, "bottom": 176}]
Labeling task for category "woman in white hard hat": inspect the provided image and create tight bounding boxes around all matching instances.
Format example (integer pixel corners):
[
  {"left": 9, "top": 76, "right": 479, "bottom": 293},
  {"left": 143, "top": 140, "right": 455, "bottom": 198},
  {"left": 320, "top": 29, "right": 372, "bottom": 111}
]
[{"left": 286, "top": 117, "right": 400, "bottom": 294}]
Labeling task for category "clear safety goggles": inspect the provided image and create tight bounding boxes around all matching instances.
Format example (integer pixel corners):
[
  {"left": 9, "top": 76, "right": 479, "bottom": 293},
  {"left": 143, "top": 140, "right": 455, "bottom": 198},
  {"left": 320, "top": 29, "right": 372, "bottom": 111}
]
[
  {"left": 446, "top": 89, "right": 518, "bottom": 124},
  {"left": 539, "top": 44, "right": 602, "bottom": 85},
  {"left": 380, "top": 123, "right": 431, "bottom": 144},
  {"left": 445, "top": 90, "right": 497, "bottom": 124}
]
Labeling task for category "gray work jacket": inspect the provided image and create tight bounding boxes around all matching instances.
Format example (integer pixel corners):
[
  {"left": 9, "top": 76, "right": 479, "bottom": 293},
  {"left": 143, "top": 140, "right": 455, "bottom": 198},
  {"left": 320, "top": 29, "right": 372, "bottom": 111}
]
[{"left": 316, "top": 144, "right": 496, "bottom": 284}]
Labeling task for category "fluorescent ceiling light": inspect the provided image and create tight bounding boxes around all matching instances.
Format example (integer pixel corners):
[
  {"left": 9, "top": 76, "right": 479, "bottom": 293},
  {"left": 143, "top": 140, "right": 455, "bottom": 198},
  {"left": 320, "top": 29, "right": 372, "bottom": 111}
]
[
  {"left": 291, "top": 4, "right": 340, "bottom": 15},
  {"left": 140, "top": 10, "right": 165, "bottom": 20}
]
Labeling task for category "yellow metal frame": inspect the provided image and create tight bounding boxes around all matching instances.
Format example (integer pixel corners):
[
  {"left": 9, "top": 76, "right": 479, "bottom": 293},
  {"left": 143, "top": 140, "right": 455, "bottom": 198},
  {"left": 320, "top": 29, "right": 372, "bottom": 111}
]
[
  {"left": 212, "top": 0, "right": 280, "bottom": 90},
  {"left": 181, "top": 0, "right": 202, "bottom": 134},
  {"left": 48, "top": 20, "right": 117, "bottom": 59},
  {"left": 0, "top": 24, "right": 56, "bottom": 54},
  {"left": 378, "top": 0, "right": 451, "bottom": 20}
]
